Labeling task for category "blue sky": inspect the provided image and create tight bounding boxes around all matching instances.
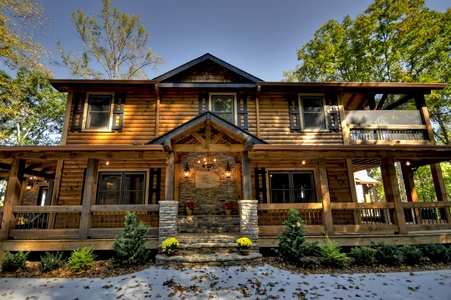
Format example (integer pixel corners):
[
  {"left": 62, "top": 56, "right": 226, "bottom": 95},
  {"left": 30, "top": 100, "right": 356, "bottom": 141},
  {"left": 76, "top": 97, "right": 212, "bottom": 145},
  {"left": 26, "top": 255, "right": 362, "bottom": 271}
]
[{"left": 38, "top": 0, "right": 450, "bottom": 81}]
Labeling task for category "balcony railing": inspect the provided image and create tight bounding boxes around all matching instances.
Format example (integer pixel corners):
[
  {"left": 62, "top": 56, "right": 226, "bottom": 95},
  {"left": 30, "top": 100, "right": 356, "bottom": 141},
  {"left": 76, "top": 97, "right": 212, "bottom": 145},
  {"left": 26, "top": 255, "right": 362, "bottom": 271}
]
[{"left": 346, "top": 110, "right": 428, "bottom": 143}]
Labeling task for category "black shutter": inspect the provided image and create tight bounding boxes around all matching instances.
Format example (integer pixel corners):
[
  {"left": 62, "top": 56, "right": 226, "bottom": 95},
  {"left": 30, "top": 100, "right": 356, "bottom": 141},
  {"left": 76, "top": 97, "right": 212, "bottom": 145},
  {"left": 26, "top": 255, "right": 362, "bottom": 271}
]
[
  {"left": 254, "top": 167, "right": 267, "bottom": 203},
  {"left": 149, "top": 168, "right": 161, "bottom": 204},
  {"left": 198, "top": 92, "right": 209, "bottom": 114},
  {"left": 71, "top": 92, "right": 86, "bottom": 131},
  {"left": 111, "top": 92, "right": 126, "bottom": 131},
  {"left": 288, "top": 94, "right": 301, "bottom": 132},
  {"left": 328, "top": 109, "right": 339, "bottom": 131},
  {"left": 237, "top": 93, "right": 248, "bottom": 130}
]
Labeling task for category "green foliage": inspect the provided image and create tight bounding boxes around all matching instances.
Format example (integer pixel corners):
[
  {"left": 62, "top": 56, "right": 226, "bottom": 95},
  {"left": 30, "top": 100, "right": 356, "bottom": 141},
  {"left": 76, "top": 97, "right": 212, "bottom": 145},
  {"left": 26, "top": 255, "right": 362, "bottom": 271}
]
[
  {"left": 1, "top": 251, "right": 29, "bottom": 272},
  {"left": 402, "top": 245, "right": 423, "bottom": 265},
  {"left": 350, "top": 246, "right": 377, "bottom": 266},
  {"left": 68, "top": 247, "right": 96, "bottom": 272},
  {"left": 110, "top": 212, "right": 150, "bottom": 266},
  {"left": 0, "top": 68, "right": 66, "bottom": 145},
  {"left": 317, "top": 235, "right": 348, "bottom": 268},
  {"left": 422, "top": 244, "right": 450, "bottom": 263},
  {"left": 277, "top": 209, "right": 306, "bottom": 261},
  {"left": 39, "top": 252, "right": 65, "bottom": 272},
  {"left": 56, "top": 0, "right": 162, "bottom": 79},
  {"left": 373, "top": 242, "right": 405, "bottom": 266},
  {"left": 298, "top": 241, "right": 319, "bottom": 257}
]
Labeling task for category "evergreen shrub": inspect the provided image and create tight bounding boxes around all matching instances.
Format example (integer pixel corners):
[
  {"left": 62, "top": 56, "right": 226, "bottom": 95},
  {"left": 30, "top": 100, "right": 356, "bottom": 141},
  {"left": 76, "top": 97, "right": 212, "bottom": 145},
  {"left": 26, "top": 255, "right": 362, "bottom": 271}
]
[
  {"left": 1, "top": 251, "right": 29, "bottom": 272},
  {"left": 350, "top": 246, "right": 377, "bottom": 266},
  {"left": 110, "top": 212, "right": 150, "bottom": 266},
  {"left": 39, "top": 252, "right": 65, "bottom": 272},
  {"left": 373, "top": 242, "right": 405, "bottom": 266},
  {"left": 277, "top": 209, "right": 306, "bottom": 261},
  {"left": 68, "top": 247, "right": 96, "bottom": 272},
  {"left": 402, "top": 245, "right": 423, "bottom": 265},
  {"left": 422, "top": 244, "right": 450, "bottom": 263}
]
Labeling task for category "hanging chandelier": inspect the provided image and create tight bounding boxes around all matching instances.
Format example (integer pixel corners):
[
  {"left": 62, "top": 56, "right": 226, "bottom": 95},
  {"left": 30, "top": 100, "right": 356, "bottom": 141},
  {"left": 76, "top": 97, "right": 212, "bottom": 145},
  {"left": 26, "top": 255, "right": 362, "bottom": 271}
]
[{"left": 198, "top": 153, "right": 216, "bottom": 171}]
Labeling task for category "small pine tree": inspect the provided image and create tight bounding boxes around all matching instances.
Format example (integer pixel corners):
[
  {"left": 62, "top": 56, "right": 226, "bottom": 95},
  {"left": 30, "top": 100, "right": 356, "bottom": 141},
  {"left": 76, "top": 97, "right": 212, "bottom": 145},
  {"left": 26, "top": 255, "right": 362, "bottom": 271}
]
[
  {"left": 277, "top": 209, "right": 306, "bottom": 261},
  {"left": 110, "top": 212, "right": 150, "bottom": 266}
]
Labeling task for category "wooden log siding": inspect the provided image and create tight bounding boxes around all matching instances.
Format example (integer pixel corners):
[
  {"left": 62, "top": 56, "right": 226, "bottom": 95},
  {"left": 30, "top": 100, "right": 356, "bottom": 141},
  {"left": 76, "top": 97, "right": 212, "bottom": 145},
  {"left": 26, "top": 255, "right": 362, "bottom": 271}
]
[
  {"left": 158, "top": 93, "right": 199, "bottom": 137},
  {"left": 258, "top": 96, "right": 344, "bottom": 145},
  {"left": 66, "top": 92, "right": 157, "bottom": 145}
]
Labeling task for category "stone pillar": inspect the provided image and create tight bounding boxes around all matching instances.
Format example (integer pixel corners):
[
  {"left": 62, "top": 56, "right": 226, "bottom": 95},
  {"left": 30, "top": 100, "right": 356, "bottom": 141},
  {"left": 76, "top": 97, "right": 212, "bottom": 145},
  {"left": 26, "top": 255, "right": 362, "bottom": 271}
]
[
  {"left": 239, "top": 200, "right": 258, "bottom": 243},
  {"left": 158, "top": 201, "right": 178, "bottom": 245}
]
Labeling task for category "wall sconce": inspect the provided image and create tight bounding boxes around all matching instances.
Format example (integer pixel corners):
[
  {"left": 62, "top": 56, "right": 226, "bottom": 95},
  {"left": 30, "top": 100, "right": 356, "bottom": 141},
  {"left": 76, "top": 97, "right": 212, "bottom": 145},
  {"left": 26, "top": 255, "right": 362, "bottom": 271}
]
[
  {"left": 406, "top": 161, "right": 411, "bottom": 166},
  {"left": 302, "top": 160, "right": 306, "bottom": 165},
  {"left": 225, "top": 162, "right": 231, "bottom": 178},
  {"left": 183, "top": 162, "right": 190, "bottom": 178},
  {"left": 26, "top": 176, "right": 37, "bottom": 190}
]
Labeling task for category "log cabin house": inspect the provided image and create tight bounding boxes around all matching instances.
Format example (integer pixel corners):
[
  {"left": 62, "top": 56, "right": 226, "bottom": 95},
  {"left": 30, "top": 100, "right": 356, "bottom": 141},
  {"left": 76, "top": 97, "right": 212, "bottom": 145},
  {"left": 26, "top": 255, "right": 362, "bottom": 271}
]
[{"left": 1, "top": 53, "right": 451, "bottom": 260}]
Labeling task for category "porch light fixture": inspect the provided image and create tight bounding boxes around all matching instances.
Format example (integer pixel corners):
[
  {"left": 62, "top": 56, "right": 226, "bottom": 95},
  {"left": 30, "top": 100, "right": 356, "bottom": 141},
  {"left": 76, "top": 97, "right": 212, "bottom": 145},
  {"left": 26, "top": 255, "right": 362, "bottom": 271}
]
[
  {"left": 225, "top": 162, "right": 231, "bottom": 178},
  {"left": 105, "top": 161, "right": 110, "bottom": 166},
  {"left": 26, "top": 176, "right": 37, "bottom": 190},
  {"left": 198, "top": 154, "right": 216, "bottom": 171},
  {"left": 406, "top": 161, "right": 411, "bottom": 166},
  {"left": 183, "top": 162, "right": 190, "bottom": 178},
  {"left": 302, "top": 160, "right": 306, "bottom": 165}
]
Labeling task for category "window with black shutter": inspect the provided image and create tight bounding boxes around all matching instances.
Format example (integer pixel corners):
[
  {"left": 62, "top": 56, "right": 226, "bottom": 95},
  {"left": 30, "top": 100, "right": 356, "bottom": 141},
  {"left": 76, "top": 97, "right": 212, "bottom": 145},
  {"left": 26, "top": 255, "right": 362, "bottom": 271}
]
[
  {"left": 97, "top": 172, "right": 146, "bottom": 205},
  {"left": 288, "top": 94, "right": 333, "bottom": 131}
]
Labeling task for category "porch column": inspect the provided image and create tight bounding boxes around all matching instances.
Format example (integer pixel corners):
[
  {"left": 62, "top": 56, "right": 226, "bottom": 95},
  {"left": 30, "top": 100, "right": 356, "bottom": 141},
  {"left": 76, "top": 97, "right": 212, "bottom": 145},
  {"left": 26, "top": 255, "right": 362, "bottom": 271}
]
[
  {"left": 401, "top": 162, "right": 421, "bottom": 223},
  {"left": 241, "top": 151, "right": 252, "bottom": 200},
  {"left": 430, "top": 163, "right": 451, "bottom": 223},
  {"left": 0, "top": 159, "right": 25, "bottom": 241},
  {"left": 158, "top": 200, "right": 178, "bottom": 246},
  {"left": 164, "top": 152, "right": 175, "bottom": 200},
  {"left": 79, "top": 158, "right": 98, "bottom": 239},
  {"left": 318, "top": 159, "right": 334, "bottom": 236},
  {"left": 381, "top": 158, "right": 407, "bottom": 234},
  {"left": 239, "top": 200, "right": 258, "bottom": 243}
]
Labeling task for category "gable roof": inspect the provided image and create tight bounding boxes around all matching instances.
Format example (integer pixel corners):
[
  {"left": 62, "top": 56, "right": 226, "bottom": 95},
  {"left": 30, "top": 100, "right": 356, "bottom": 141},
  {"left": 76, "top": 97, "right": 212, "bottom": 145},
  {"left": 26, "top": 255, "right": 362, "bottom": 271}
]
[
  {"left": 148, "top": 111, "right": 267, "bottom": 146},
  {"left": 153, "top": 53, "right": 263, "bottom": 85}
]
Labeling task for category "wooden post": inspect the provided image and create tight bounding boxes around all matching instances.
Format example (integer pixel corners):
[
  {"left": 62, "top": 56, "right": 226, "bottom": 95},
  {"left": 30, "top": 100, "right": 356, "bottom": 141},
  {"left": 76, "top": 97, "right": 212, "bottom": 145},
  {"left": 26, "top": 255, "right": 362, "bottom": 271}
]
[
  {"left": 430, "top": 163, "right": 451, "bottom": 223},
  {"left": 337, "top": 92, "right": 350, "bottom": 145},
  {"left": 415, "top": 94, "right": 435, "bottom": 143},
  {"left": 0, "top": 159, "right": 25, "bottom": 241},
  {"left": 318, "top": 159, "right": 334, "bottom": 236},
  {"left": 381, "top": 158, "right": 407, "bottom": 234},
  {"left": 164, "top": 152, "right": 175, "bottom": 200},
  {"left": 79, "top": 158, "right": 98, "bottom": 239},
  {"left": 401, "top": 162, "right": 421, "bottom": 223},
  {"left": 242, "top": 151, "right": 252, "bottom": 200}
]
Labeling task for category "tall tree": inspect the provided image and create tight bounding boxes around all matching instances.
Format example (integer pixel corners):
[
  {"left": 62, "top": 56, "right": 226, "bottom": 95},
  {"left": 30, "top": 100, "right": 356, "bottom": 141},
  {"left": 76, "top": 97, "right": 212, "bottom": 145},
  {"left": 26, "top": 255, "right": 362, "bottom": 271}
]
[
  {"left": 57, "top": 0, "right": 163, "bottom": 79},
  {"left": 0, "top": 0, "right": 48, "bottom": 71},
  {"left": 0, "top": 69, "right": 66, "bottom": 145},
  {"left": 285, "top": 0, "right": 451, "bottom": 143}
]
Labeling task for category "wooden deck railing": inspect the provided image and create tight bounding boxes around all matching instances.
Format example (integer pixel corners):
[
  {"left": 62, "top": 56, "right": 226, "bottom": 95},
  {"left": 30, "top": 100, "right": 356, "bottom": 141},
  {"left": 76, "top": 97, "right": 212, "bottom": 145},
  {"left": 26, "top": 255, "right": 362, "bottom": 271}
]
[
  {"left": 258, "top": 201, "right": 451, "bottom": 236},
  {"left": 1, "top": 204, "right": 159, "bottom": 240},
  {"left": 348, "top": 125, "right": 427, "bottom": 143}
]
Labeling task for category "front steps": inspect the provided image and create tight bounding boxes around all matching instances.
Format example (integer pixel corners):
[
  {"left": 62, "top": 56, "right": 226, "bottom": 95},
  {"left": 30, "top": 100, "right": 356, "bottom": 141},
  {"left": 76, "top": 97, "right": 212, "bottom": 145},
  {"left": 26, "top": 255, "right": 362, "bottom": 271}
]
[{"left": 155, "top": 232, "right": 262, "bottom": 267}]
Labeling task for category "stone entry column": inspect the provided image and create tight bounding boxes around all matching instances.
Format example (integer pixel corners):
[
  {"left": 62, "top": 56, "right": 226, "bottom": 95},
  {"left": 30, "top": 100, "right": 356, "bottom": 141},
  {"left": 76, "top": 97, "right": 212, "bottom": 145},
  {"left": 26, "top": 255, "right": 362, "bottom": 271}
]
[
  {"left": 158, "top": 201, "right": 178, "bottom": 245},
  {"left": 239, "top": 200, "right": 258, "bottom": 243}
]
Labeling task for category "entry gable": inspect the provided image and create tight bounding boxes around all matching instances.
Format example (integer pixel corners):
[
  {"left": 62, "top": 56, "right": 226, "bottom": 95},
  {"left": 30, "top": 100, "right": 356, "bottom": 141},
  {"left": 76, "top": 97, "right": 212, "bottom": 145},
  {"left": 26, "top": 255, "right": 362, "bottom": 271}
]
[
  {"left": 148, "top": 112, "right": 267, "bottom": 151},
  {"left": 154, "top": 53, "right": 263, "bottom": 87}
]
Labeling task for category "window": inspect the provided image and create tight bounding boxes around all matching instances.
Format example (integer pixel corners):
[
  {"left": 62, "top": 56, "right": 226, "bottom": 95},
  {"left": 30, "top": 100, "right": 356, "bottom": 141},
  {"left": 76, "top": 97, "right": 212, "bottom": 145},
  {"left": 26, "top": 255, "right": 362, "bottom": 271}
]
[
  {"left": 289, "top": 94, "right": 329, "bottom": 131},
  {"left": 198, "top": 92, "right": 248, "bottom": 130},
  {"left": 269, "top": 171, "right": 316, "bottom": 203},
  {"left": 211, "top": 94, "right": 234, "bottom": 123},
  {"left": 97, "top": 172, "right": 146, "bottom": 205},
  {"left": 300, "top": 96, "right": 326, "bottom": 129},
  {"left": 71, "top": 92, "right": 126, "bottom": 131},
  {"left": 87, "top": 95, "right": 112, "bottom": 129}
]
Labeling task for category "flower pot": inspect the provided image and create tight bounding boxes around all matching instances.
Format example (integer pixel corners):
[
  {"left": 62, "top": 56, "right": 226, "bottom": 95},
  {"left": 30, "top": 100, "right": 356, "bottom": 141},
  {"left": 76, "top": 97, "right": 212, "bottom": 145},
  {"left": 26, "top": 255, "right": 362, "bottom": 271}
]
[
  {"left": 166, "top": 250, "right": 177, "bottom": 256},
  {"left": 225, "top": 209, "right": 232, "bottom": 215},
  {"left": 240, "top": 248, "right": 250, "bottom": 256},
  {"left": 186, "top": 208, "right": 193, "bottom": 215}
]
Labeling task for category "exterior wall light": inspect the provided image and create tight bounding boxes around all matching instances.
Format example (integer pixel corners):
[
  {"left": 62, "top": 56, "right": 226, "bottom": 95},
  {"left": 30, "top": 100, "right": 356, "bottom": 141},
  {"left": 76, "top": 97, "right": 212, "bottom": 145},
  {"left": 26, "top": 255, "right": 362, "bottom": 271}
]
[
  {"left": 184, "top": 162, "right": 190, "bottom": 178},
  {"left": 226, "top": 162, "right": 231, "bottom": 178}
]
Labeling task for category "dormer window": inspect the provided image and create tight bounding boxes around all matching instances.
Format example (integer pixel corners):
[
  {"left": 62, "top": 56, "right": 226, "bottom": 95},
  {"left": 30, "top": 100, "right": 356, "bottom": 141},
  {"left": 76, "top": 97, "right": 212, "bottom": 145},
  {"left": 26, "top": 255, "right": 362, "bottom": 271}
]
[
  {"left": 198, "top": 92, "right": 248, "bottom": 130},
  {"left": 70, "top": 92, "right": 126, "bottom": 132}
]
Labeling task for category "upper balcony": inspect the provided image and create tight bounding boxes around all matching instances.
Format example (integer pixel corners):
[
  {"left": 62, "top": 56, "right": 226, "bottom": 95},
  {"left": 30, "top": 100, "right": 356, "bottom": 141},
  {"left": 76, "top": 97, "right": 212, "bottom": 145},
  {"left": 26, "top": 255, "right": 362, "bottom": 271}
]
[{"left": 345, "top": 110, "right": 428, "bottom": 144}]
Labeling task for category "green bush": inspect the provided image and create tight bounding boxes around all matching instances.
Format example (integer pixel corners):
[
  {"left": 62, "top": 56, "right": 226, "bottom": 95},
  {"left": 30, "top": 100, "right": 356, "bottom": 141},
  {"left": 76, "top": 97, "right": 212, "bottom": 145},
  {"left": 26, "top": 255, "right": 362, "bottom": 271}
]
[
  {"left": 298, "top": 241, "right": 319, "bottom": 257},
  {"left": 422, "top": 244, "right": 450, "bottom": 263},
  {"left": 68, "top": 247, "right": 96, "bottom": 272},
  {"left": 373, "top": 242, "right": 405, "bottom": 266},
  {"left": 402, "top": 245, "right": 423, "bottom": 265},
  {"left": 277, "top": 209, "right": 306, "bottom": 261},
  {"left": 318, "top": 235, "right": 348, "bottom": 268},
  {"left": 1, "top": 251, "right": 29, "bottom": 272},
  {"left": 350, "top": 246, "right": 377, "bottom": 266},
  {"left": 39, "top": 252, "right": 65, "bottom": 272},
  {"left": 110, "top": 212, "right": 150, "bottom": 266}
]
